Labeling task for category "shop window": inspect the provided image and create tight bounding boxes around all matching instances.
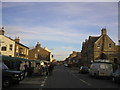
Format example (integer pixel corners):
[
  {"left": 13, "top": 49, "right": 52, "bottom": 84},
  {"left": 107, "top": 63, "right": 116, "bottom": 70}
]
[{"left": 2, "top": 46, "right": 7, "bottom": 51}]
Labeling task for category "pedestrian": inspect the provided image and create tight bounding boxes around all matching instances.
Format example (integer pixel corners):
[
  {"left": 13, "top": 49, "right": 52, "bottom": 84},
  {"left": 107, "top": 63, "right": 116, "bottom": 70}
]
[
  {"left": 24, "top": 64, "right": 28, "bottom": 78},
  {"left": 27, "top": 67, "right": 33, "bottom": 77},
  {"left": 48, "top": 62, "right": 54, "bottom": 75}
]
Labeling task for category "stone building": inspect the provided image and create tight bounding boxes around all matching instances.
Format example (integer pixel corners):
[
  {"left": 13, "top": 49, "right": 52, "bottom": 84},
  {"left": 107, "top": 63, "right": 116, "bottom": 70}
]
[
  {"left": 65, "top": 51, "right": 81, "bottom": 67},
  {"left": 81, "top": 28, "right": 120, "bottom": 66},
  {"left": 44, "top": 47, "right": 53, "bottom": 62},
  {"left": 0, "top": 27, "right": 29, "bottom": 59},
  {"left": 0, "top": 27, "right": 29, "bottom": 70},
  {"left": 14, "top": 37, "right": 29, "bottom": 59},
  {"left": 29, "top": 42, "right": 50, "bottom": 61}
]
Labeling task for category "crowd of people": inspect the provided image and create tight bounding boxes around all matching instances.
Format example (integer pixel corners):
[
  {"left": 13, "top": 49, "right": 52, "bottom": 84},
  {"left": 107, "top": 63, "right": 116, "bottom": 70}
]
[
  {"left": 28, "top": 62, "right": 55, "bottom": 77},
  {"left": 39, "top": 62, "right": 54, "bottom": 76}
]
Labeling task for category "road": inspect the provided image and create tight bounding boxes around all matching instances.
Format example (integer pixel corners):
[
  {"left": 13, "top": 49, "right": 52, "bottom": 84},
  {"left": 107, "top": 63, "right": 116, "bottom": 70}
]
[
  {"left": 44, "top": 65, "right": 120, "bottom": 88},
  {"left": 7, "top": 65, "right": 120, "bottom": 90}
]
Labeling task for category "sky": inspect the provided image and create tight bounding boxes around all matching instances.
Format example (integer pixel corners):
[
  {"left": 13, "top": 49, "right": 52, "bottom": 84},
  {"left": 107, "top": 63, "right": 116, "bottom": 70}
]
[{"left": 2, "top": 1, "right": 119, "bottom": 61}]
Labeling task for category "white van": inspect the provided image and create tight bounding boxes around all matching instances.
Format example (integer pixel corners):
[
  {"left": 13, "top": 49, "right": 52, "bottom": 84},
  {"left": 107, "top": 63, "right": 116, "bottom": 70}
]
[{"left": 89, "top": 60, "right": 113, "bottom": 77}]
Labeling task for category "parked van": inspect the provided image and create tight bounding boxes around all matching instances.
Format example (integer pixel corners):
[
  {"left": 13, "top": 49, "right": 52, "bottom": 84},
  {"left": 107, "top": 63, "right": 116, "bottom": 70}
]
[{"left": 89, "top": 59, "right": 113, "bottom": 77}]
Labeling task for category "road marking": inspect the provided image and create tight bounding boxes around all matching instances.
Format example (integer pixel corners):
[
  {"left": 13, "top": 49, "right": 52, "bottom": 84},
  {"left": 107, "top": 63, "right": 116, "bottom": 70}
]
[
  {"left": 78, "top": 78, "right": 91, "bottom": 86},
  {"left": 69, "top": 70, "right": 91, "bottom": 86},
  {"left": 41, "top": 81, "right": 45, "bottom": 87},
  {"left": 40, "top": 83, "right": 44, "bottom": 87},
  {"left": 40, "top": 76, "right": 48, "bottom": 87}
]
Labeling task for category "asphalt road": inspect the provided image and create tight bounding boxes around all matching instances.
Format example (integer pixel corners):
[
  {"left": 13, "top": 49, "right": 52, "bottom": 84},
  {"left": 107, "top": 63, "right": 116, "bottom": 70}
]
[
  {"left": 44, "top": 65, "right": 120, "bottom": 88},
  {"left": 6, "top": 65, "right": 120, "bottom": 90}
]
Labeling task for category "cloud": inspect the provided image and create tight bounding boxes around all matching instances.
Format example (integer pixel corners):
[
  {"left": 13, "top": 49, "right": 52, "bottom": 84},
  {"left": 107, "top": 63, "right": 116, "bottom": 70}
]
[
  {"left": 52, "top": 46, "right": 75, "bottom": 61},
  {"left": 4, "top": 25, "right": 88, "bottom": 44},
  {"left": 2, "top": 2, "right": 118, "bottom": 60}
]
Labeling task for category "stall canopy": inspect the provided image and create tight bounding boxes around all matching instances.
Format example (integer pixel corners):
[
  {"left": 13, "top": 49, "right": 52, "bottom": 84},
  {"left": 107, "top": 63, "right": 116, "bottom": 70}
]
[
  {"left": 1, "top": 55, "right": 50, "bottom": 63},
  {"left": 1, "top": 55, "right": 35, "bottom": 62}
]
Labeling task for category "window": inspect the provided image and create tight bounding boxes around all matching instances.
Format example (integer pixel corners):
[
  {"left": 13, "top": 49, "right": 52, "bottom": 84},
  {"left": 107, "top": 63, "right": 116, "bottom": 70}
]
[
  {"left": 19, "top": 48, "right": 23, "bottom": 54},
  {"left": 100, "top": 64, "right": 106, "bottom": 69},
  {"left": 97, "top": 43, "right": 100, "bottom": 48},
  {"left": 9, "top": 55, "right": 12, "bottom": 57},
  {"left": 38, "top": 49, "right": 40, "bottom": 52},
  {"left": 109, "top": 43, "right": 112, "bottom": 48},
  {"left": 35, "top": 53, "right": 37, "bottom": 58},
  {"left": 9, "top": 44, "right": 13, "bottom": 50},
  {"left": 2, "top": 46, "right": 7, "bottom": 51}
]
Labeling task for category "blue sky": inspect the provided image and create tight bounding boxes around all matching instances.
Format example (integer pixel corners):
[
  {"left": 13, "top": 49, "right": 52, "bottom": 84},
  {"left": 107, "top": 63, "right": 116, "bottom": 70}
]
[{"left": 2, "top": 2, "right": 118, "bottom": 61}]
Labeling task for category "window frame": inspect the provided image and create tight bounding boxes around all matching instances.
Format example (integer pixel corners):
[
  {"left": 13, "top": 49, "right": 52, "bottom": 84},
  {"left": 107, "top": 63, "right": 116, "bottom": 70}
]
[{"left": 1, "top": 46, "right": 7, "bottom": 51}]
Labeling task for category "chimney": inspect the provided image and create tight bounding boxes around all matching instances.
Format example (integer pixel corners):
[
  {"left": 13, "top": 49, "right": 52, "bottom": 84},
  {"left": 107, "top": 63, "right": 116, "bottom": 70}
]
[
  {"left": 15, "top": 37, "right": 20, "bottom": 43},
  {"left": 101, "top": 28, "right": 107, "bottom": 35},
  {"left": 0, "top": 27, "right": 5, "bottom": 35},
  {"left": 35, "top": 42, "right": 41, "bottom": 48}
]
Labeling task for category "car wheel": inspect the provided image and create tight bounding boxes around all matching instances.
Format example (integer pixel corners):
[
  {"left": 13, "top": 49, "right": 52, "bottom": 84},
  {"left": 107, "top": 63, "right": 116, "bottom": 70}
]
[{"left": 3, "top": 78, "right": 12, "bottom": 88}]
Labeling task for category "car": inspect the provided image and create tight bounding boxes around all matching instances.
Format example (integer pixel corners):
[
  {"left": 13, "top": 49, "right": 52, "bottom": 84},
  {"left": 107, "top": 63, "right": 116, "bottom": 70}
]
[
  {"left": 2, "top": 63, "right": 24, "bottom": 88},
  {"left": 89, "top": 60, "right": 113, "bottom": 78},
  {"left": 112, "top": 68, "right": 120, "bottom": 83},
  {"left": 64, "top": 64, "right": 69, "bottom": 67},
  {"left": 79, "top": 66, "right": 89, "bottom": 74}
]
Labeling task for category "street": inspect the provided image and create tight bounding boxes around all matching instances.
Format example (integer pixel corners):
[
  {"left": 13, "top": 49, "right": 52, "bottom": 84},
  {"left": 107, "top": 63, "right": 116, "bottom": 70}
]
[{"left": 7, "top": 65, "right": 120, "bottom": 90}]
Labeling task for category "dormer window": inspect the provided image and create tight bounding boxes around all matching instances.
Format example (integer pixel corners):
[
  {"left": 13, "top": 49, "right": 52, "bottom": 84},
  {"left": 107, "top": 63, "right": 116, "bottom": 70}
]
[{"left": 109, "top": 43, "right": 112, "bottom": 48}]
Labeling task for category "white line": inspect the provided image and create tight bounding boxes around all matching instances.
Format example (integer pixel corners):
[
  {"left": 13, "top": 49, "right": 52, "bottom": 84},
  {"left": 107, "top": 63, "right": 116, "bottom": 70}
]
[
  {"left": 41, "top": 81, "right": 46, "bottom": 84},
  {"left": 40, "top": 76, "right": 48, "bottom": 87},
  {"left": 67, "top": 68, "right": 91, "bottom": 86},
  {"left": 45, "top": 76, "right": 48, "bottom": 79},
  {"left": 71, "top": 72, "right": 91, "bottom": 86},
  {"left": 40, "top": 84, "right": 44, "bottom": 87},
  {"left": 79, "top": 78, "right": 91, "bottom": 86}
]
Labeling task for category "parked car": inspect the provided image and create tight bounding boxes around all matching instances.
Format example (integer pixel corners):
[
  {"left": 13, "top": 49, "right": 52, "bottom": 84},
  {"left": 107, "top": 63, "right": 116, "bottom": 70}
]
[
  {"left": 2, "top": 63, "right": 24, "bottom": 88},
  {"left": 89, "top": 60, "right": 113, "bottom": 78},
  {"left": 64, "top": 64, "right": 69, "bottom": 67},
  {"left": 112, "top": 68, "right": 120, "bottom": 83},
  {"left": 79, "top": 66, "right": 89, "bottom": 74}
]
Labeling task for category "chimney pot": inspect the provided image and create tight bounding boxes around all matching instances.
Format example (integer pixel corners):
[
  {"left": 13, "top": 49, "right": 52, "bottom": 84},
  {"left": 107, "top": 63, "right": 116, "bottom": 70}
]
[
  {"left": 15, "top": 37, "right": 20, "bottom": 43},
  {"left": 0, "top": 27, "right": 5, "bottom": 35},
  {"left": 101, "top": 28, "right": 107, "bottom": 35}
]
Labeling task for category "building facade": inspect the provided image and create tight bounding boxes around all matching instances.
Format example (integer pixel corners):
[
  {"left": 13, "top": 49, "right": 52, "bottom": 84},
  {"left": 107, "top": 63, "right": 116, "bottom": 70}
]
[
  {"left": 0, "top": 28, "right": 29, "bottom": 59},
  {"left": 64, "top": 51, "right": 81, "bottom": 67},
  {"left": 44, "top": 47, "right": 53, "bottom": 62},
  {"left": 29, "top": 42, "right": 50, "bottom": 61},
  {"left": 0, "top": 29, "right": 15, "bottom": 57},
  {"left": 81, "top": 28, "right": 120, "bottom": 66},
  {"left": 14, "top": 37, "right": 29, "bottom": 59},
  {"left": 0, "top": 27, "right": 30, "bottom": 71}
]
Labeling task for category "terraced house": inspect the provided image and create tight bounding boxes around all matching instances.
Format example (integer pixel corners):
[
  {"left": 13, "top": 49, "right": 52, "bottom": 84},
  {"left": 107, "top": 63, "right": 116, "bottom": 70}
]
[
  {"left": 81, "top": 28, "right": 120, "bottom": 67},
  {"left": 0, "top": 27, "right": 29, "bottom": 59},
  {"left": 0, "top": 27, "right": 29, "bottom": 70}
]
